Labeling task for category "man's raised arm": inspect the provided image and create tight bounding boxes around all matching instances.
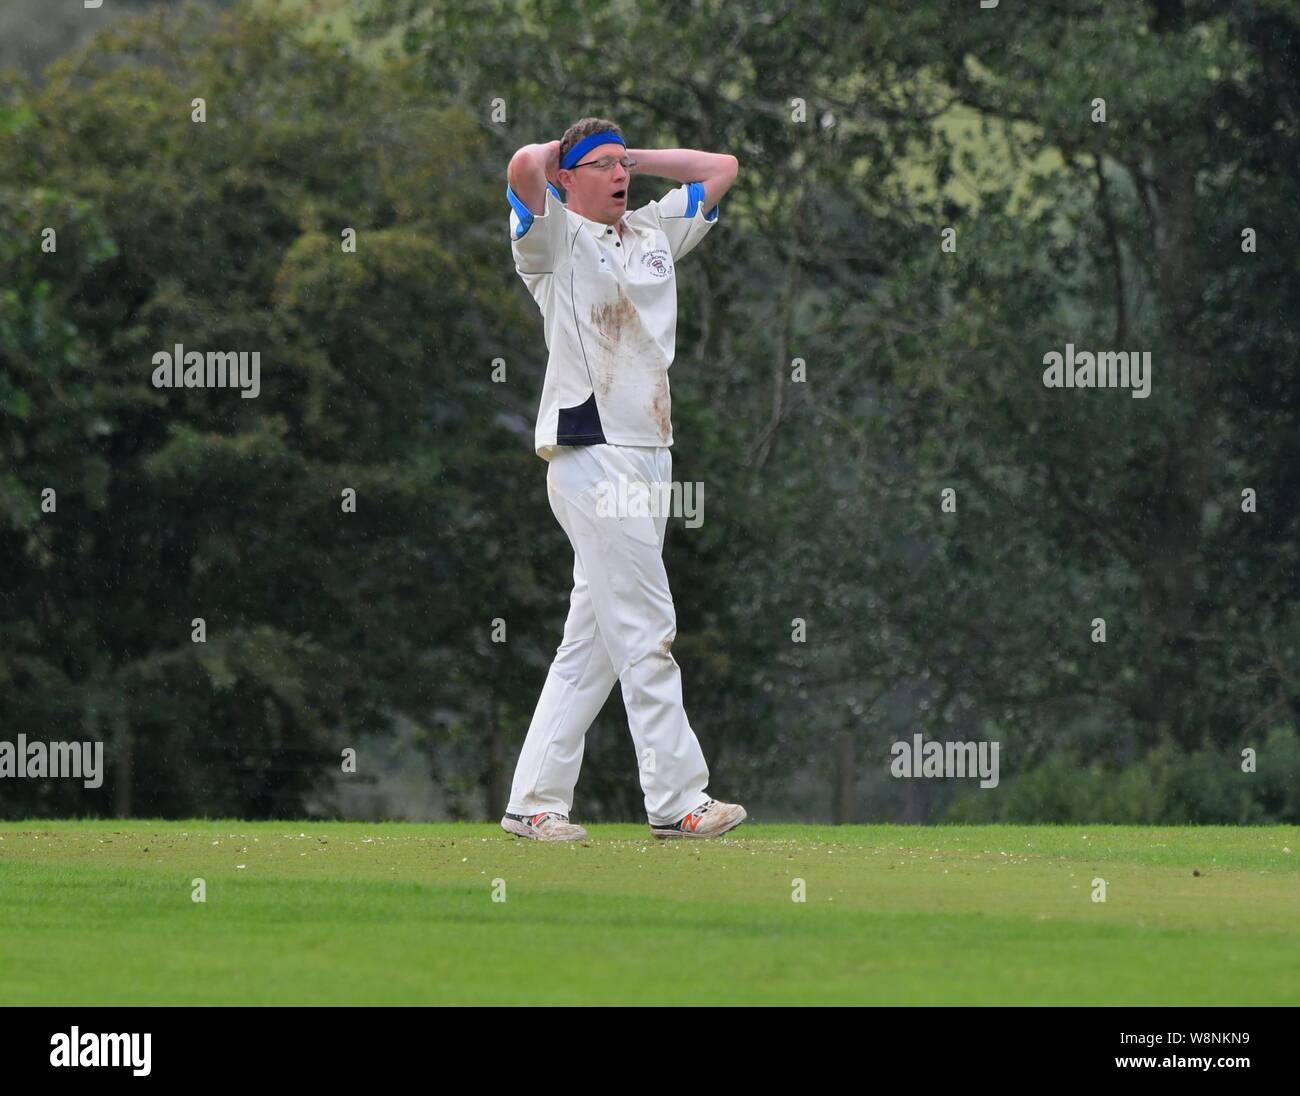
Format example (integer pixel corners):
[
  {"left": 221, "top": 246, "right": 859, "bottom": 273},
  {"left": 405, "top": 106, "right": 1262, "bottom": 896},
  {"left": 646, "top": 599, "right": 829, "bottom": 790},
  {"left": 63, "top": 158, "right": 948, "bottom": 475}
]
[
  {"left": 629, "top": 148, "right": 739, "bottom": 213},
  {"left": 507, "top": 140, "right": 561, "bottom": 215}
]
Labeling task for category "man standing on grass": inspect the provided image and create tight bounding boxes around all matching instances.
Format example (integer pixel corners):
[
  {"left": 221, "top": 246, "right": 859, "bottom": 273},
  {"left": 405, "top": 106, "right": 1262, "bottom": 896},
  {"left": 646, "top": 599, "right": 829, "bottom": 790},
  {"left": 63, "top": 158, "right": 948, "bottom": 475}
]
[{"left": 500, "top": 117, "right": 745, "bottom": 842}]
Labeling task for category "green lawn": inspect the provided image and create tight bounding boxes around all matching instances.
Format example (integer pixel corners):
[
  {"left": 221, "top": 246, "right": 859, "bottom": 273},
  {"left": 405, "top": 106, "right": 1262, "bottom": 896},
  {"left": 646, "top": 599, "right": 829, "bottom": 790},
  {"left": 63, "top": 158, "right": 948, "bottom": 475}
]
[{"left": 0, "top": 821, "right": 1296, "bottom": 1005}]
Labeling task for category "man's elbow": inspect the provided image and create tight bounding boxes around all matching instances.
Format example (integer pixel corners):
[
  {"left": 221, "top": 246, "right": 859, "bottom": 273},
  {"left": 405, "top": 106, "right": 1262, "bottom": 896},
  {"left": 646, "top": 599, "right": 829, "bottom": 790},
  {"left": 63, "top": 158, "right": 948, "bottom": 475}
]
[
  {"left": 506, "top": 148, "right": 533, "bottom": 189},
  {"left": 705, "top": 154, "right": 738, "bottom": 204},
  {"left": 509, "top": 144, "right": 550, "bottom": 186}
]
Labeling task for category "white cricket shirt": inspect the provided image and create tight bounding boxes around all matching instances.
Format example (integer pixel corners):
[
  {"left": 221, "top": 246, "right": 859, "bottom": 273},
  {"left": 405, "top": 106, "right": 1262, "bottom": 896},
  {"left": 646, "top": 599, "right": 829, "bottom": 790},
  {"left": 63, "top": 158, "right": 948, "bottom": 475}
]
[{"left": 507, "top": 180, "right": 719, "bottom": 460}]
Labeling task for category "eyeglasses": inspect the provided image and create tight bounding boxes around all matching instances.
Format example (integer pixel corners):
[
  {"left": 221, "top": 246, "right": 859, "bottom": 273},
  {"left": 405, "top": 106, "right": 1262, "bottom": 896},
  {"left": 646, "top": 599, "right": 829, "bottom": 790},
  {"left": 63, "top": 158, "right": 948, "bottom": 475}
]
[{"left": 569, "top": 156, "right": 637, "bottom": 172}]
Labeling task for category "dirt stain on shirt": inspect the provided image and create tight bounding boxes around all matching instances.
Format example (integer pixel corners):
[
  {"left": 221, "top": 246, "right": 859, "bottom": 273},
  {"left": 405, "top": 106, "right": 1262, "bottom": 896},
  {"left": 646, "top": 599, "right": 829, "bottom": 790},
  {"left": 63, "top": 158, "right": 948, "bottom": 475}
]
[
  {"left": 590, "top": 287, "right": 638, "bottom": 395},
  {"left": 590, "top": 285, "right": 638, "bottom": 342},
  {"left": 588, "top": 283, "right": 670, "bottom": 436},
  {"left": 650, "top": 370, "right": 671, "bottom": 440}
]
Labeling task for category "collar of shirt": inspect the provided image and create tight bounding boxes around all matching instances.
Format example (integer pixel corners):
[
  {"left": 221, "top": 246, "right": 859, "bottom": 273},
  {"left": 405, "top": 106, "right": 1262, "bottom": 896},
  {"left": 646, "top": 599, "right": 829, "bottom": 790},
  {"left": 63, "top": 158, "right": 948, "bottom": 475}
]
[{"left": 573, "top": 209, "right": 634, "bottom": 243}]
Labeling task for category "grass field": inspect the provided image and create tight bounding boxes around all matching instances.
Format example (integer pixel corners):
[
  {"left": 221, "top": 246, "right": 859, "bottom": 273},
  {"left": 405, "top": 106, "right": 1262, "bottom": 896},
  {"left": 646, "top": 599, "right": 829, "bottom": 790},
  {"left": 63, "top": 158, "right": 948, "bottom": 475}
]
[{"left": 1, "top": 820, "right": 1297, "bottom": 1005}]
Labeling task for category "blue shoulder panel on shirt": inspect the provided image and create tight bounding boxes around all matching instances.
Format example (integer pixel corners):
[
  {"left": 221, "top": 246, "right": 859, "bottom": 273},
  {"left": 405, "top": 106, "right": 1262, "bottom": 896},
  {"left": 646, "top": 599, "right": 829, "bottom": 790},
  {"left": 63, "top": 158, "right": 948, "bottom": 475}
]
[
  {"left": 508, "top": 183, "right": 564, "bottom": 239},
  {"left": 685, "top": 180, "right": 720, "bottom": 222},
  {"left": 685, "top": 180, "right": 704, "bottom": 219},
  {"left": 506, "top": 184, "right": 534, "bottom": 239}
]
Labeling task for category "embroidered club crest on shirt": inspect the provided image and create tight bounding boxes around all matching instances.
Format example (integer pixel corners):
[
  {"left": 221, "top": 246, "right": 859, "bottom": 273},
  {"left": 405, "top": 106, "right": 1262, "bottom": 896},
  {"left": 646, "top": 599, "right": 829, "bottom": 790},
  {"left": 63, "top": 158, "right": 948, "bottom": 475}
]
[{"left": 641, "top": 249, "right": 672, "bottom": 278}]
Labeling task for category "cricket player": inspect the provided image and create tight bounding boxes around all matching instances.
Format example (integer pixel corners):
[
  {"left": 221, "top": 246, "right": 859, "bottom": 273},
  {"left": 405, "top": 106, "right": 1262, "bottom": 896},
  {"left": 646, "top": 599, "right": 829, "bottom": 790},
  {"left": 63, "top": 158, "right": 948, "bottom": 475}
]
[{"left": 500, "top": 117, "right": 745, "bottom": 841}]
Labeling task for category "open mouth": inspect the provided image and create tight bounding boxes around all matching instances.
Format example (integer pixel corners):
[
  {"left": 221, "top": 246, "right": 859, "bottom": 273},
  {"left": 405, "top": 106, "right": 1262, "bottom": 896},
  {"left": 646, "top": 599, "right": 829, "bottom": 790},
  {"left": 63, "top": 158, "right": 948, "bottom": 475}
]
[{"left": 612, "top": 189, "right": 626, "bottom": 201}]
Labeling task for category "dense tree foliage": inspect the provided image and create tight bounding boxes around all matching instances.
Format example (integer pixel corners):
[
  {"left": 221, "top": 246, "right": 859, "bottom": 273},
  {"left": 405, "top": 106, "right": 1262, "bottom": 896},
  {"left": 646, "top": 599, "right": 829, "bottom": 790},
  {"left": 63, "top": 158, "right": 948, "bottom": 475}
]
[{"left": 2, "top": 0, "right": 1297, "bottom": 821}]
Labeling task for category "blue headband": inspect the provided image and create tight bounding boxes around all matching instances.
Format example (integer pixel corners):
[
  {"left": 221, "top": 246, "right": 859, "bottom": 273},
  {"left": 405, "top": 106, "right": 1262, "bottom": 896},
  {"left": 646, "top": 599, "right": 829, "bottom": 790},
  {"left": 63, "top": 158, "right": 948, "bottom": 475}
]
[{"left": 561, "top": 131, "right": 626, "bottom": 169}]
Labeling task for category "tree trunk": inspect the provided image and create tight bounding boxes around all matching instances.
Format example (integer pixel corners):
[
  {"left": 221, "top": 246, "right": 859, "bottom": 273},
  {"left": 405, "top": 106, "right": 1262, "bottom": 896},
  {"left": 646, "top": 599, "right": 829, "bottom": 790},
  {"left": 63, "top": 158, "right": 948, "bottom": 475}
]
[
  {"left": 832, "top": 728, "right": 855, "bottom": 823},
  {"left": 114, "top": 723, "right": 132, "bottom": 818},
  {"left": 485, "top": 693, "right": 505, "bottom": 819},
  {"left": 903, "top": 779, "right": 931, "bottom": 825},
  {"left": 1133, "top": 150, "right": 1215, "bottom": 749}
]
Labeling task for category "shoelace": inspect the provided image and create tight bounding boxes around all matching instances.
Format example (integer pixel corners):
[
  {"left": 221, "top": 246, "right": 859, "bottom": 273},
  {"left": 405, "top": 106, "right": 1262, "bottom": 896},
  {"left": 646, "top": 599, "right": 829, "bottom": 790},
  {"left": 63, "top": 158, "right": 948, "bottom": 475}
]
[{"left": 685, "top": 800, "right": 714, "bottom": 822}]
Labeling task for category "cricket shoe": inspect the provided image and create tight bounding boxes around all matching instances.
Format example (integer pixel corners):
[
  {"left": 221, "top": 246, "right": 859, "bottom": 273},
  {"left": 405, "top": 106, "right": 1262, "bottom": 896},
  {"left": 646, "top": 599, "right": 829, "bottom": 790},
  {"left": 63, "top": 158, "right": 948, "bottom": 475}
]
[
  {"left": 650, "top": 798, "right": 747, "bottom": 839},
  {"left": 501, "top": 811, "right": 587, "bottom": 842}
]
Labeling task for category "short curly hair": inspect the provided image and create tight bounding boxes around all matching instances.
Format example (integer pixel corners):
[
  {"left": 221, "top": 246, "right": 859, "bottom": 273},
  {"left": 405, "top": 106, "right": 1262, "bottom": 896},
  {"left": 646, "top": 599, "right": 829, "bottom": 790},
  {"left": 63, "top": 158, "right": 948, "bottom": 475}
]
[{"left": 559, "top": 117, "right": 626, "bottom": 166}]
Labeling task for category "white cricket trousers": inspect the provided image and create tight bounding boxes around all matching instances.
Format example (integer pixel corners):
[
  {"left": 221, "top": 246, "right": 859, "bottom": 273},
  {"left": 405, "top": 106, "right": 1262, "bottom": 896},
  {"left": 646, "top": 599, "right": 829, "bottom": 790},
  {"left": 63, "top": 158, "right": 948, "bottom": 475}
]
[{"left": 507, "top": 443, "right": 710, "bottom": 826}]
